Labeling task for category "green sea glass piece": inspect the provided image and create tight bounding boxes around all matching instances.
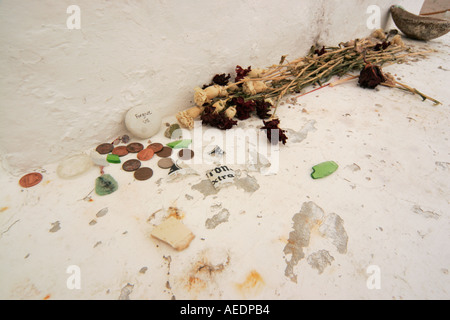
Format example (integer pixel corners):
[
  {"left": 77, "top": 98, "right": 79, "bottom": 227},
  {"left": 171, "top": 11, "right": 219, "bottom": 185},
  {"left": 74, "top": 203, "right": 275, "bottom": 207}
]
[
  {"left": 166, "top": 139, "right": 192, "bottom": 149},
  {"left": 95, "top": 174, "right": 118, "bottom": 196},
  {"left": 164, "top": 123, "right": 182, "bottom": 139},
  {"left": 106, "top": 154, "right": 121, "bottom": 164},
  {"left": 311, "top": 161, "right": 339, "bottom": 179}
]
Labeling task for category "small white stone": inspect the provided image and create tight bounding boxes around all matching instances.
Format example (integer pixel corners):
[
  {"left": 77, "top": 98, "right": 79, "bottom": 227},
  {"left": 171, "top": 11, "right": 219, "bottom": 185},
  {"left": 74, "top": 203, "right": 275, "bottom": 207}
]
[
  {"left": 125, "top": 105, "right": 162, "bottom": 139},
  {"left": 57, "top": 153, "right": 93, "bottom": 179},
  {"left": 90, "top": 150, "right": 109, "bottom": 167}
]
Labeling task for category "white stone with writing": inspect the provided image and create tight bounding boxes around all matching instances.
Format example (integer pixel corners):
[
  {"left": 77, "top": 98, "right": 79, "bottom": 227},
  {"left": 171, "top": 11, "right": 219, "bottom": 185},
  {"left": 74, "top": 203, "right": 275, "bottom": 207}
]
[{"left": 125, "top": 105, "right": 162, "bottom": 139}]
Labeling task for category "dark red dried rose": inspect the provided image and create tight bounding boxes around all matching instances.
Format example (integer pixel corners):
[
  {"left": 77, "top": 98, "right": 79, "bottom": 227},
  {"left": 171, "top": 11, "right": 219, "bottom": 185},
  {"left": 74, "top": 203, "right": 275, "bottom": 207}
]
[
  {"left": 358, "top": 63, "right": 386, "bottom": 89},
  {"left": 212, "top": 73, "right": 231, "bottom": 86},
  {"left": 230, "top": 97, "right": 256, "bottom": 120},
  {"left": 235, "top": 65, "right": 252, "bottom": 83},
  {"left": 374, "top": 41, "right": 391, "bottom": 51},
  {"left": 314, "top": 46, "right": 327, "bottom": 56},
  {"left": 261, "top": 119, "right": 288, "bottom": 145},
  {"left": 254, "top": 99, "right": 273, "bottom": 119},
  {"left": 201, "top": 105, "right": 237, "bottom": 130}
]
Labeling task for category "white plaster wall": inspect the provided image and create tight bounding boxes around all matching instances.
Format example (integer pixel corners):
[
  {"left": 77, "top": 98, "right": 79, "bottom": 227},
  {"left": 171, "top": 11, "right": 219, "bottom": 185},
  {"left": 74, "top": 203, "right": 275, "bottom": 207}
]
[{"left": 0, "top": 0, "right": 423, "bottom": 174}]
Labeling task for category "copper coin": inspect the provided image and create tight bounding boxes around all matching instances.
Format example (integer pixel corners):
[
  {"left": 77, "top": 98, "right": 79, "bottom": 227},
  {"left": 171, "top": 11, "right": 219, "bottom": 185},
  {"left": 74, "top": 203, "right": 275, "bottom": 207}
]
[
  {"left": 122, "top": 159, "right": 141, "bottom": 172},
  {"left": 148, "top": 143, "right": 163, "bottom": 153},
  {"left": 157, "top": 158, "right": 174, "bottom": 169},
  {"left": 134, "top": 167, "right": 153, "bottom": 181},
  {"left": 156, "top": 146, "right": 172, "bottom": 158},
  {"left": 19, "top": 172, "right": 43, "bottom": 188},
  {"left": 112, "top": 146, "right": 129, "bottom": 157},
  {"left": 178, "top": 149, "right": 194, "bottom": 160},
  {"left": 126, "top": 142, "right": 144, "bottom": 153},
  {"left": 96, "top": 143, "right": 114, "bottom": 154},
  {"left": 137, "top": 148, "right": 154, "bottom": 161}
]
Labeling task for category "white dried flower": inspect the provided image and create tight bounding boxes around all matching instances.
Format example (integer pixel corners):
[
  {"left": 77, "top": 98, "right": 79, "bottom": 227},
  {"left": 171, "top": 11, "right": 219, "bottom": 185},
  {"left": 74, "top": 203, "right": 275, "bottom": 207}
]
[
  {"left": 226, "top": 82, "right": 240, "bottom": 92},
  {"left": 176, "top": 106, "right": 204, "bottom": 129},
  {"left": 194, "top": 87, "right": 209, "bottom": 107},
  {"left": 391, "top": 34, "right": 405, "bottom": 47},
  {"left": 371, "top": 29, "right": 386, "bottom": 40},
  {"left": 247, "top": 68, "right": 266, "bottom": 78},
  {"left": 243, "top": 80, "right": 268, "bottom": 95},
  {"left": 225, "top": 107, "right": 237, "bottom": 119},
  {"left": 213, "top": 100, "right": 227, "bottom": 113}
]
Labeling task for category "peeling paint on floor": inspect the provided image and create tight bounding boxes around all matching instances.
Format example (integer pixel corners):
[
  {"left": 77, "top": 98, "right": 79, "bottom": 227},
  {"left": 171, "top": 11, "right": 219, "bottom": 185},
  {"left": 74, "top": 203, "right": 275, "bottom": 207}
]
[
  {"left": 319, "top": 212, "right": 348, "bottom": 254},
  {"left": 118, "top": 283, "right": 134, "bottom": 300},
  {"left": 412, "top": 205, "right": 440, "bottom": 220},
  {"left": 307, "top": 250, "right": 335, "bottom": 274},
  {"left": 284, "top": 201, "right": 324, "bottom": 283},
  {"left": 284, "top": 202, "right": 348, "bottom": 282},
  {"left": 191, "top": 179, "right": 219, "bottom": 198},
  {"left": 49, "top": 221, "right": 60, "bottom": 233},
  {"left": 205, "top": 209, "right": 230, "bottom": 229}
]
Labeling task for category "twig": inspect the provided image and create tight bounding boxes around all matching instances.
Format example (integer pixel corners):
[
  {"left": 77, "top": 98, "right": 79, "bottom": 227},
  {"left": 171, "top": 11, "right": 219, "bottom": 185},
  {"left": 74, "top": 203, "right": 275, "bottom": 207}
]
[{"left": 329, "top": 75, "right": 359, "bottom": 87}]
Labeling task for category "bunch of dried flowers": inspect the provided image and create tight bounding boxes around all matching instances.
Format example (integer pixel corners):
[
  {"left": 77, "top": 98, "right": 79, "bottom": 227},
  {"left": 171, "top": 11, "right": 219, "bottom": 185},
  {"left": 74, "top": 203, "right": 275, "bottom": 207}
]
[{"left": 175, "top": 28, "right": 440, "bottom": 144}]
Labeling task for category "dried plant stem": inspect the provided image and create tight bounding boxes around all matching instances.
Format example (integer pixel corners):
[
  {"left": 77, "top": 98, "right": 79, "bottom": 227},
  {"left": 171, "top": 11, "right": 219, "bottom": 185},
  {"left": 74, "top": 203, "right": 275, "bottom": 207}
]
[
  {"left": 381, "top": 80, "right": 441, "bottom": 105},
  {"left": 222, "top": 37, "right": 439, "bottom": 116},
  {"left": 329, "top": 75, "right": 359, "bottom": 87}
]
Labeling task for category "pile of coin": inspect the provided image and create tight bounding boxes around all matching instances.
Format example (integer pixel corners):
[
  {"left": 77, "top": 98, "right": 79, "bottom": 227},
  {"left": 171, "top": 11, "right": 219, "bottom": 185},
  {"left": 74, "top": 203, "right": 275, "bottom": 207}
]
[
  {"left": 18, "top": 139, "right": 195, "bottom": 188},
  {"left": 93, "top": 140, "right": 194, "bottom": 182}
]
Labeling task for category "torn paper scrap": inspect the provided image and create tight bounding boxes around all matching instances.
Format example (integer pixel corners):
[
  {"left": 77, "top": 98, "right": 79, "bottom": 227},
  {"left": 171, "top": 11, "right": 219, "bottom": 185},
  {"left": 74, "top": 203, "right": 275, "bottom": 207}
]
[{"left": 206, "top": 165, "right": 236, "bottom": 190}]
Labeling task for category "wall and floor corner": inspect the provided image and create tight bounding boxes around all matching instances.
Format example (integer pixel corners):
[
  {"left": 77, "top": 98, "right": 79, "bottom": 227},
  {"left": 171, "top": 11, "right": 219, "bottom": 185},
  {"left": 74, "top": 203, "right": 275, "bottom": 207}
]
[{"left": 0, "top": 0, "right": 424, "bottom": 175}]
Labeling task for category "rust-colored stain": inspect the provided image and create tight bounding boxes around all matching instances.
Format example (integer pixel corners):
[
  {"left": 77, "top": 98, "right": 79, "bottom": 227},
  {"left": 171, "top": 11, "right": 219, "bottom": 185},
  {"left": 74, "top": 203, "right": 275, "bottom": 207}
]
[
  {"left": 186, "top": 276, "right": 207, "bottom": 292},
  {"left": 43, "top": 294, "right": 51, "bottom": 300},
  {"left": 167, "top": 206, "right": 184, "bottom": 220},
  {"left": 88, "top": 199, "right": 94, "bottom": 202},
  {"left": 0, "top": 207, "right": 9, "bottom": 213},
  {"left": 236, "top": 270, "right": 265, "bottom": 296}
]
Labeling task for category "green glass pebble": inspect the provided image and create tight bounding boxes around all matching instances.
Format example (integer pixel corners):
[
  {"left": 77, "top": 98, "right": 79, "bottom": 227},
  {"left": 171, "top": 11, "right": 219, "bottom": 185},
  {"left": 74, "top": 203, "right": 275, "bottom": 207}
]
[
  {"left": 311, "top": 161, "right": 339, "bottom": 179},
  {"left": 164, "top": 123, "right": 182, "bottom": 139},
  {"left": 166, "top": 139, "right": 192, "bottom": 149},
  {"left": 95, "top": 174, "right": 118, "bottom": 196},
  {"left": 106, "top": 154, "right": 121, "bottom": 164}
]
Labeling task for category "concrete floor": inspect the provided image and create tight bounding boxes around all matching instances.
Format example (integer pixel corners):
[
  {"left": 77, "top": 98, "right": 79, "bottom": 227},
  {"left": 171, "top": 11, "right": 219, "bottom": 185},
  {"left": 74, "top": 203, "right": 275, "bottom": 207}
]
[{"left": 0, "top": 33, "right": 449, "bottom": 300}]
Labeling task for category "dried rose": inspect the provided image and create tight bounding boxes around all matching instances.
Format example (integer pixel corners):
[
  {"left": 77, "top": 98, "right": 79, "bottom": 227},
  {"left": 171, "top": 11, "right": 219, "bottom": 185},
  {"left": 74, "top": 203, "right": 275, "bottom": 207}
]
[
  {"left": 242, "top": 80, "right": 268, "bottom": 95},
  {"left": 230, "top": 97, "right": 256, "bottom": 121},
  {"left": 212, "top": 73, "right": 231, "bottom": 86},
  {"left": 261, "top": 119, "right": 288, "bottom": 145},
  {"left": 358, "top": 63, "right": 386, "bottom": 89},
  {"left": 371, "top": 29, "right": 386, "bottom": 40},
  {"left": 391, "top": 34, "right": 404, "bottom": 47},
  {"left": 201, "top": 105, "right": 237, "bottom": 130},
  {"left": 254, "top": 99, "right": 273, "bottom": 119},
  {"left": 224, "top": 106, "right": 237, "bottom": 119},
  {"left": 235, "top": 65, "right": 252, "bottom": 83},
  {"left": 226, "top": 82, "right": 240, "bottom": 92},
  {"left": 314, "top": 46, "right": 327, "bottom": 56},
  {"left": 212, "top": 99, "right": 227, "bottom": 113},
  {"left": 374, "top": 41, "right": 391, "bottom": 51},
  {"left": 194, "top": 87, "right": 209, "bottom": 106},
  {"left": 176, "top": 106, "right": 205, "bottom": 129},
  {"left": 247, "top": 68, "right": 266, "bottom": 78},
  {"left": 194, "top": 85, "right": 228, "bottom": 107}
]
